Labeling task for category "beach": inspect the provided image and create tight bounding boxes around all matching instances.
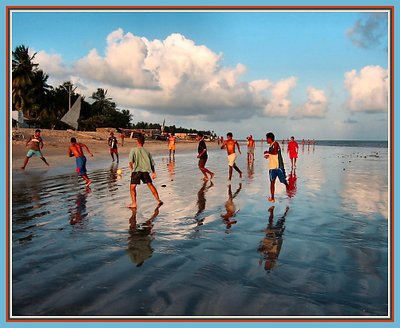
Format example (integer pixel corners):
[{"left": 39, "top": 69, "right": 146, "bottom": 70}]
[{"left": 10, "top": 131, "right": 389, "bottom": 318}]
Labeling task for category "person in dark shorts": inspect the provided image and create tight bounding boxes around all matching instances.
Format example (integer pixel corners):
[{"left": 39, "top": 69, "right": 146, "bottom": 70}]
[
  {"left": 264, "top": 132, "right": 288, "bottom": 202},
  {"left": 21, "top": 129, "right": 50, "bottom": 169},
  {"left": 108, "top": 132, "right": 119, "bottom": 162},
  {"left": 128, "top": 134, "right": 163, "bottom": 209},
  {"left": 197, "top": 132, "right": 215, "bottom": 181}
]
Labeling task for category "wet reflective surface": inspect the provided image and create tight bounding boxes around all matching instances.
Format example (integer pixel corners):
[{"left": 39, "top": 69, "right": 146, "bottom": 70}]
[{"left": 11, "top": 144, "right": 388, "bottom": 317}]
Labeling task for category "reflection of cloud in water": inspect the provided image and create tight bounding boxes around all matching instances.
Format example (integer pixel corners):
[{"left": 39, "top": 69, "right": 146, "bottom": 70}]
[
  {"left": 342, "top": 173, "right": 388, "bottom": 219},
  {"left": 303, "top": 160, "right": 325, "bottom": 193}
]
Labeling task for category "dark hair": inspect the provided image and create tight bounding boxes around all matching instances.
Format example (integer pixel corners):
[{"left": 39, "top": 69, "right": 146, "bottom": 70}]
[
  {"left": 227, "top": 132, "right": 233, "bottom": 138},
  {"left": 35, "top": 129, "right": 41, "bottom": 133},
  {"left": 266, "top": 132, "right": 275, "bottom": 141},
  {"left": 70, "top": 137, "right": 77, "bottom": 143},
  {"left": 137, "top": 134, "right": 145, "bottom": 145},
  {"left": 197, "top": 132, "right": 204, "bottom": 137}
]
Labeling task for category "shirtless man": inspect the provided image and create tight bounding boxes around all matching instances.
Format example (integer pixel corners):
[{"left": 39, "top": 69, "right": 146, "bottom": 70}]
[
  {"left": 168, "top": 133, "right": 176, "bottom": 158},
  {"left": 21, "top": 129, "right": 49, "bottom": 169},
  {"left": 247, "top": 135, "right": 256, "bottom": 163},
  {"left": 221, "top": 132, "right": 242, "bottom": 181},
  {"left": 68, "top": 137, "right": 93, "bottom": 186}
]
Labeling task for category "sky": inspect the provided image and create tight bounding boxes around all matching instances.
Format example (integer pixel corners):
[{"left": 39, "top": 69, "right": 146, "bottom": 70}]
[{"left": 10, "top": 9, "right": 390, "bottom": 140}]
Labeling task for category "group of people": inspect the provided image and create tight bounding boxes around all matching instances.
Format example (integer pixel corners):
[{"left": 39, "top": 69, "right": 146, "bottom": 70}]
[{"left": 20, "top": 129, "right": 301, "bottom": 207}]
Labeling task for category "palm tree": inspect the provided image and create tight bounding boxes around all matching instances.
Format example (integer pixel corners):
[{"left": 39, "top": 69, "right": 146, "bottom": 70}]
[
  {"left": 90, "top": 88, "right": 115, "bottom": 116},
  {"left": 12, "top": 45, "right": 39, "bottom": 116}
]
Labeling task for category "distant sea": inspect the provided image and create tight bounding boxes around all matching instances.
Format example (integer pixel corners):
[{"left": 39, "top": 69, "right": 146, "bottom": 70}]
[{"left": 250, "top": 140, "right": 388, "bottom": 148}]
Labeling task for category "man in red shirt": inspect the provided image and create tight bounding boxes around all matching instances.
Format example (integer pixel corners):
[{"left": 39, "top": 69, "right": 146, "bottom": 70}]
[{"left": 287, "top": 136, "right": 299, "bottom": 168}]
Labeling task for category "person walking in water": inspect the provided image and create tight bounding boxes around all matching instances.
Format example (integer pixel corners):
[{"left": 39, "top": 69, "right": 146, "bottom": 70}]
[
  {"left": 287, "top": 136, "right": 299, "bottom": 168},
  {"left": 168, "top": 133, "right": 176, "bottom": 159},
  {"left": 128, "top": 134, "right": 163, "bottom": 209},
  {"left": 197, "top": 132, "right": 215, "bottom": 181},
  {"left": 68, "top": 137, "right": 93, "bottom": 187},
  {"left": 264, "top": 132, "right": 288, "bottom": 203},
  {"left": 108, "top": 132, "right": 119, "bottom": 162},
  {"left": 247, "top": 134, "right": 256, "bottom": 163},
  {"left": 221, "top": 132, "right": 242, "bottom": 181},
  {"left": 21, "top": 129, "right": 50, "bottom": 169}
]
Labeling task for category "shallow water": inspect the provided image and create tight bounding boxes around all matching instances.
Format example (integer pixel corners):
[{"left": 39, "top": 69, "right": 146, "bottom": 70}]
[{"left": 11, "top": 143, "right": 389, "bottom": 317}]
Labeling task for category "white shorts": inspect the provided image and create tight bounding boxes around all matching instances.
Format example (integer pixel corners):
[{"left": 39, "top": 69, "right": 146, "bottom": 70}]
[{"left": 228, "top": 153, "right": 237, "bottom": 166}]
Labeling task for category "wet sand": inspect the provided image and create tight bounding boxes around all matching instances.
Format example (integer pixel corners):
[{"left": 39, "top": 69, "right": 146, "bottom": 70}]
[{"left": 11, "top": 142, "right": 389, "bottom": 318}]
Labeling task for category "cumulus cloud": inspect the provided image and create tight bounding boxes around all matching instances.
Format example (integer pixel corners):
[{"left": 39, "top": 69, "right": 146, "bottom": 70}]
[
  {"left": 262, "top": 76, "right": 297, "bottom": 117},
  {"left": 32, "top": 29, "right": 301, "bottom": 121},
  {"left": 35, "top": 50, "right": 70, "bottom": 78},
  {"left": 346, "top": 12, "right": 388, "bottom": 50},
  {"left": 344, "top": 65, "right": 388, "bottom": 113},
  {"left": 295, "top": 87, "right": 328, "bottom": 118}
]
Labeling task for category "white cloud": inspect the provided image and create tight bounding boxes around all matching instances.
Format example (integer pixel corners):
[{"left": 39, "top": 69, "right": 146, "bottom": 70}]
[
  {"left": 35, "top": 50, "right": 69, "bottom": 78},
  {"left": 262, "top": 76, "right": 297, "bottom": 117},
  {"left": 344, "top": 65, "right": 388, "bottom": 113},
  {"left": 296, "top": 87, "right": 328, "bottom": 118}
]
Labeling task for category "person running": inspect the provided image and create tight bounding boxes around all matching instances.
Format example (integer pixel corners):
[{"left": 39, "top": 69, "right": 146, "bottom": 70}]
[
  {"left": 264, "top": 132, "right": 288, "bottom": 203},
  {"left": 21, "top": 129, "right": 50, "bottom": 169},
  {"left": 247, "top": 135, "right": 256, "bottom": 163},
  {"left": 221, "top": 132, "right": 242, "bottom": 181},
  {"left": 287, "top": 136, "right": 299, "bottom": 168},
  {"left": 108, "top": 132, "right": 119, "bottom": 162},
  {"left": 128, "top": 134, "right": 163, "bottom": 209},
  {"left": 197, "top": 132, "right": 215, "bottom": 181},
  {"left": 68, "top": 137, "right": 93, "bottom": 187},
  {"left": 168, "top": 133, "right": 176, "bottom": 158}
]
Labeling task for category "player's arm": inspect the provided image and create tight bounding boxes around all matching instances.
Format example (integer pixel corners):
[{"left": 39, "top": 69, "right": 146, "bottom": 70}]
[
  {"left": 220, "top": 140, "right": 227, "bottom": 149},
  {"left": 236, "top": 141, "right": 242, "bottom": 154},
  {"left": 68, "top": 146, "right": 74, "bottom": 157},
  {"left": 82, "top": 143, "right": 93, "bottom": 156}
]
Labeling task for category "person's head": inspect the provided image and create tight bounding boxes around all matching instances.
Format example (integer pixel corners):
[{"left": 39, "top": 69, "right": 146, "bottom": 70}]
[
  {"left": 70, "top": 137, "right": 77, "bottom": 144},
  {"left": 34, "top": 129, "right": 41, "bottom": 136},
  {"left": 110, "top": 132, "right": 114, "bottom": 136},
  {"left": 197, "top": 132, "right": 204, "bottom": 141},
  {"left": 227, "top": 132, "right": 233, "bottom": 140},
  {"left": 250, "top": 135, "right": 253, "bottom": 139},
  {"left": 266, "top": 132, "right": 275, "bottom": 144},
  {"left": 291, "top": 136, "right": 295, "bottom": 141},
  {"left": 137, "top": 134, "right": 145, "bottom": 146}
]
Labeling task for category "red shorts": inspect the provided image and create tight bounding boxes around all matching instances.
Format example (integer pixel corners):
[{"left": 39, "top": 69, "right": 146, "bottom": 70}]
[{"left": 110, "top": 148, "right": 118, "bottom": 154}]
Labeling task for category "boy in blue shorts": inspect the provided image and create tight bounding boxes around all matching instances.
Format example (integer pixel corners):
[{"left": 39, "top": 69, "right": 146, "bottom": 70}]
[
  {"left": 21, "top": 129, "right": 49, "bottom": 169},
  {"left": 264, "top": 132, "right": 288, "bottom": 202},
  {"left": 128, "top": 134, "right": 163, "bottom": 209}
]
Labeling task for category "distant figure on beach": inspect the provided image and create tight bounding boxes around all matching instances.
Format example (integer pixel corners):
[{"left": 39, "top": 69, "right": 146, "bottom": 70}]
[
  {"left": 221, "top": 183, "right": 242, "bottom": 228},
  {"left": 247, "top": 135, "right": 256, "bottom": 163},
  {"left": 120, "top": 132, "right": 125, "bottom": 146},
  {"left": 108, "top": 132, "right": 119, "bottom": 163},
  {"left": 68, "top": 137, "right": 93, "bottom": 187},
  {"left": 197, "top": 132, "right": 215, "bottom": 181},
  {"left": 258, "top": 206, "right": 289, "bottom": 272},
  {"left": 221, "top": 132, "right": 242, "bottom": 181},
  {"left": 128, "top": 134, "right": 163, "bottom": 209},
  {"left": 168, "top": 133, "right": 176, "bottom": 158},
  {"left": 21, "top": 129, "right": 50, "bottom": 170},
  {"left": 264, "top": 132, "right": 288, "bottom": 203},
  {"left": 287, "top": 136, "right": 299, "bottom": 168}
]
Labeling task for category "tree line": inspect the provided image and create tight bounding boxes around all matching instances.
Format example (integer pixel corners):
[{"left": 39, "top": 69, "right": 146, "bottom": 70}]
[{"left": 12, "top": 44, "right": 217, "bottom": 138}]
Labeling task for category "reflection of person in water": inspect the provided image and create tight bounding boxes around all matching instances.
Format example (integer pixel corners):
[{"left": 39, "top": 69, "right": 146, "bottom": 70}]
[
  {"left": 69, "top": 190, "right": 90, "bottom": 225},
  {"left": 247, "top": 161, "right": 254, "bottom": 179},
  {"left": 221, "top": 183, "right": 242, "bottom": 228},
  {"left": 287, "top": 168, "right": 297, "bottom": 198},
  {"left": 108, "top": 163, "right": 119, "bottom": 194},
  {"left": 195, "top": 180, "right": 214, "bottom": 226},
  {"left": 167, "top": 157, "right": 175, "bottom": 180},
  {"left": 127, "top": 204, "right": 162, "bottom": 267},
  {"left": 258, "top": 206, "right": 289, "bottom": 272}
]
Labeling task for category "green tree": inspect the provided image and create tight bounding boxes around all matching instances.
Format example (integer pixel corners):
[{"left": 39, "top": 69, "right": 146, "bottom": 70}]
[{"left": 12, "top": 45, "right": 39, "bottom": 116}]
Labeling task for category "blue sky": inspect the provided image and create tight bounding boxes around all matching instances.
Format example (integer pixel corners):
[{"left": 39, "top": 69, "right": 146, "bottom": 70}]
[{"left": 11, "top": 9, "right": 390, "bottom": 140}]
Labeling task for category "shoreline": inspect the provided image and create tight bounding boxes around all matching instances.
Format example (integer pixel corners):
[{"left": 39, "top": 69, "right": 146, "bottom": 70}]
[{"left": 11, "top": 128, "right": 221, "bottom": 172}]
